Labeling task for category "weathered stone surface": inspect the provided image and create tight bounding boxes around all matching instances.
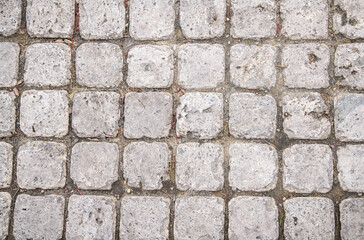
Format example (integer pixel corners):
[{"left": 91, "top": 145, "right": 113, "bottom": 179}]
[
  {"left": 0, "top": 193, "right": 11, "bottom": 239},
  {"left": 176, "top": 143, "right": 224, "bottom": 191},
  {"left": 123, "top": 142, "right": 170, "bottom": 190},
  {"left": 71, "top": 142, "right": 119, "bottom": 190},
  {"left": 0, "top": 42, "right": 19, "bottom": 87},
  {"left": 0, "top": 92, "right": 15, "bottom": 138},
  {"left": 334, "top": 0, "right": 364, "bottom": 39},
  {"left": 178, "top": 44, "right": 225, "bottom": 89},
  {"left": 340, "top": 198, "right": 364, "bottom": 240},
  {"left": 0, "top": 0, "right": 21, "bottom": 36},
  {"left": 0, "top": 143, "right": 12, "bottom": 188}
]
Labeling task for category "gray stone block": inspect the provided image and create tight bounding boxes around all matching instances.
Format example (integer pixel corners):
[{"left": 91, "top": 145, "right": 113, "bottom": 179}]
[
  {"left": 0, "top": 192, "right": 11, "bottom": 239},
  {"left": 0, "top": 91, "right": 16, "bottom": 137},
  {"left": 0, "top": 0, "right": 21, "bottom": 36},
  {"left": 334, "top": 0, "right": 364, "bottom": 39},
  {"left": 340, "top": 198, "right": 364, "bottom": 240},
  {"left": 0, "top": 42, "right": 19, "bottom": 87},
  {"left": 0, "top": 143, "right": 12, "bottom": 188}
]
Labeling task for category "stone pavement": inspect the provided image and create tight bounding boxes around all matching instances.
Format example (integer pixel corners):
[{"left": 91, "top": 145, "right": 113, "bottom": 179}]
[{"left": 0, "top": 0, "right": 364, "bottom": 239}]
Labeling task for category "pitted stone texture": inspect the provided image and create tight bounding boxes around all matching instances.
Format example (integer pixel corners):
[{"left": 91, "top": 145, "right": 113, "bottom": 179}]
[
  {"left": 0, "top": 193, "right": 10, "bottom": 239},
  {"left": 127, "top": 45, "right": 174, "bottom": 88},
  {"left": 229, "top": 93, "right": 276, "bottom": 139},
  {"left": 20, "top": 90, "right": 69, "bottom": 137},
  {"left": 71, "top": 142, "right": 119, "bottom": 190},
  {"left": 340, "top": 198, "right": 364, "bottom": 240},
  {"left": 282, "top": 92, "right": 331, "bottom": 139},
  {"left": 335, "top": 94, "right": 364, "bottom": 141},
  {"left": 24, "top": 43, "right": 71, "bottom": 87},
  {"left": 176, "top": 143, "right": 224, "bottom": 191},
  {"left": 180, "top": 0, "right": 226, "bottom": 39},
  {"left": 124, "top": 92, "right": 172, "bottom": 139},
  {"left": 17, "top": 141, "right": 66, "bottom": 189},
  {"left": 0, "top": 143, "right": 12, "bottom": 188},
  {"left": 76, "top": 43, "right": 123, "bottom": 88},
  {"left": 281, "top": 0, "right": 328, "bottom": 39},
  {"left": 26, "top": 0, "right": 75, "bottom": 38},
  {"left": 0, "top": 0, "right": 21, "bottom": 36},
  {"left": 284, "top": 197, "right": 335, "bottom": 240},
  {"left": 229, "top": 142, "right": 278, "bottom": 192},
  {"left": 0, "top": 42, "right": 19, "bottom": 87},
  {"left": 79, "top": 0, "right": 125, "bottom": 39},
  {"left": 13, "top": 195, "right": 65, "bottom": 240},
  {"left": 0, "top": 92, "right": 15, "bottom": 138},
  {"left": 335, "top": 44, "right": 364, "bottom": 89},
  {"left": 230, "top": 44, "right": 276, "bottom": 89},
  {"left": 283, "top": 144, "right": 333, "bottom": 193},
  {"left": 334, "top": 0, "right": 364, "bottom": 39},
  {"left": 178, "top": 44, "right": 225, "bottom": 89},
  {"left": 177, "top": 92, "right": 223, "bottom": 139},
  {"left": 123, "top": 142, "right": 170, "bottom": 190},
  {"left": 67, "top": 195, "right": 116, "bottom": 240},
  {"left": 282, "top": 43, "right": 330, "bottom": 89},
  {"left": 174, "top": 197, "right": 224, "bottom": 240},
  {"left": 72, "top": 91, "right": 120, "bottom": 138},
  {"left": 120, "top": 197, "right": 170, "bottom": 240},
  {"left": 231, "top": 0, "right": 276, "bottom": 38},
  {"left": 229, "top": 197, "right": 278, "bottom": 240},
  {"left": 129, "top": 0, "right": 175, "bottom": 40}
]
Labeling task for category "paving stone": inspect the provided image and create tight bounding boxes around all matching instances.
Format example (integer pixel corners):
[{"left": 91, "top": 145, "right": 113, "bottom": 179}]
[
  {"left": 283, "top": 144, "right": 333, "bottom": 193},
  {"left": 229, "top": 196, "right": 278, "bottom": 240},
  {"left": 26, "top": 0, "right": 75, "bottom": 38},
  {"left": 0, "top": 0, "right": 21, "bottom": 36},
  {"left": 123, "top": 142, "right": 170, "bottom": 190},
  {"left": 282, "top": 92, "right": 331, "bottom": 139},
  {"left": 20, "top": 90, "right": 69, "bottom": 137},
  {"left": 129, "top": 0, "right": 175, "bottom": 40},
  {"left": 229, "top": 142, "right": 278, "bottom": 192},
  {"left": 13, "top": 194, "right": 65, "bottom": 240},
  {"left": 124, "top": 92, "right": 172, "bottom": 139},
  {"left": 0, "top": 143, "right": 12, "bottom": 188},
  {"left": 281, "top": 0, "right": 328, "bottom": 39},
  {"left": 127, "top": 45, "right": 174, "bottom": 88},
  {"left": 76, "top": 43, "right": 123, "bottom": 88},
  {"left": 120, "top": 196, "right": 170, "bottom": 240},
  {"left": 282, "top": 43, "right": 330, "bottom": 89},
  {"left": 179, "top": 0, "right": 226, "bottom": 39},
  {"left": 178, "top": 44, "right": 225, "bottom": 89},
  {"left": 174, "top": 196, "right": 224, "bottom": 240},
  {"left": 231, "top": 0, "right": 276, "bottom": 38},
  {"left": 72, "top": 91, "right": 120, "bottom": 138},
  {"left": 0, "top": 192, "right": 11, "bottom": 239},
  {"left": 0, "top": 91, "right": 16, "bottom": 137},
  {"left": 335, "top": 44, "right": 364, "bottom": 89},
  {"left": 334, "top": 0, "right": 364, "bottom": 39},
  {"left": 79, "top": 0, "right": 125, "bottom": 39},
  {"left": 0, "top": 42, "right": 19, "bottom": 87},
  {"left": 284, "top": 197, "right": 335, "bottom": 240},
  {"left": 17, "top": 141, "right": 66, "bottom": 189},
  {"left": 24, "top": 43, "right": 71, "bottom": 87},
  {"left": 71, "top": 142, "right": 119, "bottom": 190},
  {"left": 177, "top": 92, "right": 223, "bottom": 139},
  {"left": 176, "top": 142, "right": 224, "bottom": 191},
  {"left": 340, "top": 198, "right": 364, "bottom": 240},
  {"left": 335, "top": 93, "right": 364, "bottom": 141},
  {"left": 67, "top": 195, "right": 116, "bottom": 240},
  {"left": 230, "top": 44, "right": 276, "bottom": 89}
]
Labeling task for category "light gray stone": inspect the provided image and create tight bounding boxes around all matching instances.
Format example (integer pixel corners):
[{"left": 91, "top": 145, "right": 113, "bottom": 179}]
[
  {"left": 0, "top": 42, "right": 19, "bottom": 87},
  {"left": 127, "top": 45, "right": 174, "bottom": 88},
  {"left": 230, "top": 44, "right": 277, "bottom": 89},
  {"left": 120, "top": 196, "right": 170, "bottom": 240},
  {"left": 124, "top": 92, "right": 172, "bottom": 139},
  {"left": 229, "top": 197, "right": 278, "bottom": 240},
  {"left": 0, "top": 192, "right": 11, "bottom": 239},
  {"left": 0, "top": 0, "right": 21, "bottom": 36},
  {"left": 72, "top": 91, "right": 120, "bottom": 138},
  {"left": 0, "top": 91, "right": 16, "bottom": 137},
  {"left": 176, "top": 143, "right": 224, "bottom": 191},
  {"left": 178, "top": 44, "right": 225, "bottom": 89},
  {"left": 13, "top": 194, "right": 65, "bottom": 240},
  {"left": 229, "top": 142, "right": 278, "bottom": 191},
  {"left": 334, "top": 0, "right": 364, "bottom": 39},
  {"left": 340, "top": 198, "right": 364, "bottom": 240},
  {"left": 0, "top": 143, "right": 12, "bottom": 188},
  {"left": 71, "top": 142, "right": 119, "bottom": 190},
  {"left": 174, "top": 196, "right": 224, "bottom": 240}
]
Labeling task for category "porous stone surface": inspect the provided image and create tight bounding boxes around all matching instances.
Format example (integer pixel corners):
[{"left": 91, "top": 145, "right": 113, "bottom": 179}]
[
  {"left": 176, "top": 92, "right": 223, "bottom": 139},
  {"left": 174, "top": 197, "right": 224, "bottom": 240},
  {"left": 124, "top": 92, "right": 172, "bottom": 139},
  {"left": 120, "top": 196, "right": 170, "bottom": 240},
  {"left": 229, "top": 196, "right": 278, "bottom": 240},
  {"left": 340, "top": 198, "right": 364, "bottom": 240},
  {"left": 284, "top": 197, "right": 335, "bottom": 240},
  {"left": 176, "top": 143, "right": 224, "bottom": 191},
  {"left": 72, "top": 91, "right": 120, "bottom": 138},
  {"left": 230, "top": 44, "right": 276, "bottom": 89},
  {"left": 0, "top": 0, "right": 21, "bottom": 36},
  {"left": 180, "top": 0, "right": 226, "bottom": 39},
  {"left": 127, "top": 45, "right": 174, "bottom": 88},
  {"left": 76, "top": 43, "right": 123, "bottom": 88},
  {"left": 66, "top": 195, "right": 116, "bottom": 240},
  {"left": 13, "top": 194, "right": 65, "bottom": 240},
  {"left": 178, "top": 44, "right": 225, "bottom": 89},
  {"left": 283, "top": 144, "right": 333, "bottom": 193},
  {"left": 0, "top": 92, "right": 15, "bottom": 137},
  {"left": 0, "top": 42, "right": 19, "bottom": 87},
  {"left": 123, "top": 142, "right": 170, "bottom": 190},
  {"left": 71, "top": 142, "right": 119, "bottom": 190},
  {"left": 0, "top": 193, "right": 11, "bottom": 239},
  {"left": 129, "top": 0, "right": 175, "bottom": 40},
  {"left": 0, "top": 143, "right": 12, "bottom": 188},
  {"left": 334, "top": 0, "right": 364, "bottom": 39},
  {"left": 229, "top": 142, "right": 278, "bottom": 191}
]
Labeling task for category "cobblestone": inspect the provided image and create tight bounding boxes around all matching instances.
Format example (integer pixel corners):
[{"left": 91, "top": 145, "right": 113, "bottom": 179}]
[
  {"left": 0, "top": 143, "right": 12, "bottom": 188},
  {"left": 334, "top": 0, "right": 364, "bottom": 39},
  {"left": 0, "top": 0, "right": 21, "bottom": 36},
  {"left": 0, "top": 91, "right": 16, "bottom": 137},
  {"left": 0, "top": 42, "right": 19, "bottom": 87},
  {"left": 340, "top": 198, "right": 364, "bottom": 240},
  {"left": 0, "top": 192, "right": 11, "bottom": 239}
]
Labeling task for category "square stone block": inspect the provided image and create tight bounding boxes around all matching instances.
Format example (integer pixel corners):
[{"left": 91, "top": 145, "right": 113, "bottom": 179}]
[
  {"left": 0, "top": 193, "right": 11, "bottom": 239},
  {"left": 334, "top": 0, "right": 364, "bottom": 39},
  {"left": 0, "top": 92, "right": 16, "bottom": 137},
  {"left": 0, "top": 42, "right": 19, "bottom": 87},
  {"left": 0, "top": 0, "right": 21, "bottom": 36},
  {"left": 0, "top": 143, "right": 12, "bottom": 188},
  {"left": 340, "top": 198, "right": 364, "bottom": 240}
]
